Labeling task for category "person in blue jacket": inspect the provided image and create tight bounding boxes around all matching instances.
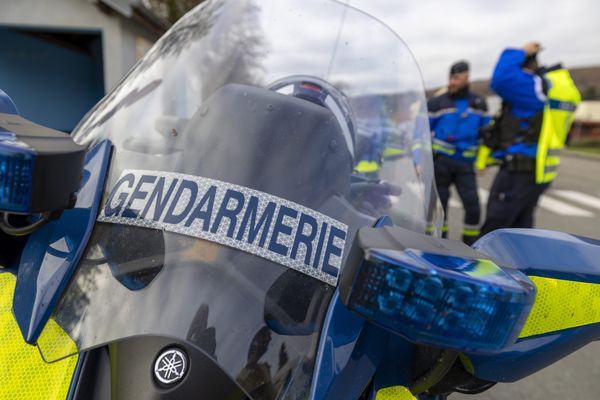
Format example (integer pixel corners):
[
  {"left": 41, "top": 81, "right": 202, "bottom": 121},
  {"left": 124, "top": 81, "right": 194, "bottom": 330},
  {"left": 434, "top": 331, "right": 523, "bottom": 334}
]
[
  {"left": 477, "top": 42, "right": 580, "bottom": 234},
  {"left": 428, "top": 61, "right": 490, "bottom": 244}
]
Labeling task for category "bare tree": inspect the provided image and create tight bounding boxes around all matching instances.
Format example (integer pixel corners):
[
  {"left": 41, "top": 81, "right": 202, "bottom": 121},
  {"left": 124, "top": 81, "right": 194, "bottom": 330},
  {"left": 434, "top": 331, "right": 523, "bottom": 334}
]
[{"left": 143, "top": 0, "right": 207, "bottom": 25}]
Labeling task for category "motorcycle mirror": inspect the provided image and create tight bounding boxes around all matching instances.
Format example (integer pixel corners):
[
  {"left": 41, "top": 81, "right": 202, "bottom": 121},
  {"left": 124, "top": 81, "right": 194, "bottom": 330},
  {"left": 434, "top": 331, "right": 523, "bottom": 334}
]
[
  {"left": 338, "top": 225, "right": 536, "bottom": 353},
  {"left": 0, "top": 111, "right": 86, "bottom": 215}
]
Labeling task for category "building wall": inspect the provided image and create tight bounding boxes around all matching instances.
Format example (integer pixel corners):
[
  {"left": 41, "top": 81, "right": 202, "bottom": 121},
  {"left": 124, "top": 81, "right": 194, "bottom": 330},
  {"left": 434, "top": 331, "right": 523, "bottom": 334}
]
[
  {"left": 0, "top": 0, "right": 161, "bottom": 131},
  {"left": 120, "top": 17, "right": 155, "bottom": 77},
  {"left": 574, "top": 101, "right": 600, "bottom": 123},
  {"left": 571, "top": 101, "right": 600, "bottom": 143},
  {"left": 0, "top": 27, "right": 105, "bottom": 131},
  {"left": 0, "top": 0, "right": 158, "bottom": 91}
]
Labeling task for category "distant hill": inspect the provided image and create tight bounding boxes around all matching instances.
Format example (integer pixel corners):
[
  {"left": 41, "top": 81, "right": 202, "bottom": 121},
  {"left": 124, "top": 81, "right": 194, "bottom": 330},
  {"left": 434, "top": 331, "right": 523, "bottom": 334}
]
[{"left": 427, "top": 65, "right": 600, "bottom": 100}]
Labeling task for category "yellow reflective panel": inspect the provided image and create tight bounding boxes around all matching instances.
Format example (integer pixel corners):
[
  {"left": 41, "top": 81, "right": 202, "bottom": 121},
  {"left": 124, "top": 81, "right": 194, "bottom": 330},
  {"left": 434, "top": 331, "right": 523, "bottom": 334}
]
[
  {"left": 383, "top": 147, "right": 406, "bottom": 158},
  {"left": 376, "top": 386, "right": 417, "bottom": 400},
  {"left": 464, "top": 259, "right": 500, "bottom": 278},
  {"left": 462, "top": 229, "right": 481, "bottom": 237},
  {"left": 459, "top": 353, "right": 475, "bottom": 375},
  {"left": 0, "top": 273, "right": 78, "bottom": 400},
  {"left": 37, "top": 317, "right": 80, "bottom": 362},
  {"left": 475, "top": 145, "right": 492, "bottom": 170},
  {"left": 431, "top": 144, "right": 455, "bottom": 156},
  {"left": 355, "top": 160, "right": 381, "bottom": 173},
  {"left": 519, "top": 276, "right": 600, "bottom": 338}
]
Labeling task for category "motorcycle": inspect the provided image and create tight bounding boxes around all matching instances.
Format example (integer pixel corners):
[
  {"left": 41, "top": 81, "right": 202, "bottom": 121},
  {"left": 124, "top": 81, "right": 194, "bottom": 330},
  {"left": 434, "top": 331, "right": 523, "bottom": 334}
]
[{"left": 1, "top": 1, "right": 600, "bottom": 399}]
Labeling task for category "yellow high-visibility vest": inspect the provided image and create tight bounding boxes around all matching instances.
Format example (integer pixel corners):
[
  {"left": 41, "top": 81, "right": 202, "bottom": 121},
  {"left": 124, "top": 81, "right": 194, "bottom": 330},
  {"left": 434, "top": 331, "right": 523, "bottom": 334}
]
[
  {"left": 475, "top": 68, "right": 580, "bottom": 183},
  {"left": 535, "top": 69, "right": 581, "bottom": 183}
]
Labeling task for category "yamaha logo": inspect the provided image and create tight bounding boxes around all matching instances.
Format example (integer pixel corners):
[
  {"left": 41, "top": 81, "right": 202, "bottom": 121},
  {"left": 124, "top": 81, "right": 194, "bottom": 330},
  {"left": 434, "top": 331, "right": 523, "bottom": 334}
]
[{"left": 154, "top": 348, "right": 188, "bottom": 385}]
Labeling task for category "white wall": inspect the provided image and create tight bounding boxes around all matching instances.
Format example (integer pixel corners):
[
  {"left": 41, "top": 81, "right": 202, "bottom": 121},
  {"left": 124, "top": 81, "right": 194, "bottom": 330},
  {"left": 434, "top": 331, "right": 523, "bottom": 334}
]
[{"left": 575, "top": 101, "right": 600, "bottom": 123}]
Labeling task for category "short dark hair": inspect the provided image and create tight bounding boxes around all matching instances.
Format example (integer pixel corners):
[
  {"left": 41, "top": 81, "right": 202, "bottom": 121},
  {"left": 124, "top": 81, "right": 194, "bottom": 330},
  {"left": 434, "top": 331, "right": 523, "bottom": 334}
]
[{"left": 450, "top": 60, "right": 469, "bottom": 75}]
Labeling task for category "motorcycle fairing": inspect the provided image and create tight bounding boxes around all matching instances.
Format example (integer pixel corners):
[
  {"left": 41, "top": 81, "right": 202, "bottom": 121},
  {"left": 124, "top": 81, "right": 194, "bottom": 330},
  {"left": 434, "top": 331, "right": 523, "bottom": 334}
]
[
  {"left": 31, "top": 0, "right": 443, "bottom": 398},
  {"left": 12, "top": 140, "right": 112, "bottom": 343},
  {"left": 467, "top": 229, "right": 600, "bottom": 382}
]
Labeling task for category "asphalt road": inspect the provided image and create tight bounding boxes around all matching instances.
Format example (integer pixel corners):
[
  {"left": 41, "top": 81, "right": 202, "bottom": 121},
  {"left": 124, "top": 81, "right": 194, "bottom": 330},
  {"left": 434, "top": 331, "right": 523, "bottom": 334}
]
[{"left": 446, "top": 152, "right": 600, "bottom": 400}]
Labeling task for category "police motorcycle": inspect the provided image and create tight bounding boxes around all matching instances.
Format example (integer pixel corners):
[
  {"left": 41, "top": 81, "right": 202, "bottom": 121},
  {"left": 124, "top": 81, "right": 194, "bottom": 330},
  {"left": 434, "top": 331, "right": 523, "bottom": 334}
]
[{"left": 2, "top": 1, "right": 600, "bottom": 399}]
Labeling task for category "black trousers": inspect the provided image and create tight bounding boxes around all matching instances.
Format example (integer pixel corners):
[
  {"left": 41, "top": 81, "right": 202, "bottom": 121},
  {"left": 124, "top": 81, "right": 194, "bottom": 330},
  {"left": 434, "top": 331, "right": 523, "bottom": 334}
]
[
  {"left": 434, "top": 156, "right": 481, "bottom": 245},
  {"left": 480, "top": 166, "right": 550, "bottom": 236}
]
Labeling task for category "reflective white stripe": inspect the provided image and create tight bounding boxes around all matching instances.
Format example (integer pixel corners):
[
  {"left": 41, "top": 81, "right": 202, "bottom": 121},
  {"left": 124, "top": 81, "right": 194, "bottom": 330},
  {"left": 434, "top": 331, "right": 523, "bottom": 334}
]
[
  {"left": 429, "top": 108, "right": 457, "bottom": 118},
  {"left": 463, "top": 223, "right": 480, "bottom": 231},
  {"left": 546, "top": 148, "right": 561, "bottom": 157},
  {"left": 533, "top": 75, "right": 548, "bottom": 103},
  {"left": 432, "top": 138, "right": 456, "bottom": 149},
  {"left": 430, "top": 107, "right": 488, "bottom": 118},
  {"left": 356, "top": 118, "right": 396, "bottom": 138},
  {"left": 466, "top": 107, "right": 490, "bottom": 117}
]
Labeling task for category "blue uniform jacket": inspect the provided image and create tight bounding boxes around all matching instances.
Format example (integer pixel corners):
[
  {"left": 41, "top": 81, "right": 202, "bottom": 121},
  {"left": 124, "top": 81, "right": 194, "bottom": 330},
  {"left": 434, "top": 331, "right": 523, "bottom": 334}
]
[
  {"left": 490, "top": 48, "right": 548, "bottom": 158},
  {"left": 428, "top": 91, "right": 490, "bottom": 162}
]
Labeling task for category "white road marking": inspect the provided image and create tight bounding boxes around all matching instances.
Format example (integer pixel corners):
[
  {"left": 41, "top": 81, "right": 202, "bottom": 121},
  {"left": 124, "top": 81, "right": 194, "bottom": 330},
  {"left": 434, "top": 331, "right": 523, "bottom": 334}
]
[
  {"left": 552, "top": 190, "right": 600, "bottom": 211},
  {"left": 450, "top": 187, "right": 594, "bottom": 217},
  {"left": 478, "top": 188, "right": 489, "bottom": 204},
  {"left": 448, "top": 188, "right": 488, "bottom": 208},
  {"left": 449, "top": 198, "right": 461, "bottom": 208},
  {"left": 406, "top": 181, "right": 424, "bottom": 198},
  {"left": 538, "top": 196, "right": 594, "bottom": 217}
]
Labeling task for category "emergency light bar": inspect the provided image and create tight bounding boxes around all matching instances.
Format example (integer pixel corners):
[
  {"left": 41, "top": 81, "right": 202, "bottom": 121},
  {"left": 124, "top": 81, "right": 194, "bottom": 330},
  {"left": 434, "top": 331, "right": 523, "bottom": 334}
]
[
  {"left": 0, "top": 112, "right": 86, "bottom": 214},
  {"left": 0, "top": 141, "right": 34, "bottom": 213},
  {"left": 340, "top": 226, "right": 536, "bottom": 353}
]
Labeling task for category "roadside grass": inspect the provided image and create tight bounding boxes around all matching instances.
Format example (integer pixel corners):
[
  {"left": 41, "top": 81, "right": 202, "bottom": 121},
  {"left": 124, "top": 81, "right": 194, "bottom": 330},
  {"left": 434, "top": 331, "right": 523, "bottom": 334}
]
[{"left": 567, "top": 143, "right": 600, "bottom": 156}]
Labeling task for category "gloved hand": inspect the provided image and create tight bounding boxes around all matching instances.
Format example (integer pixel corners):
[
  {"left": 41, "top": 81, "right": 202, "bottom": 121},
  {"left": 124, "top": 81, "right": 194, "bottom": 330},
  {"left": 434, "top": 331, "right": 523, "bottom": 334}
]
[
  {"left": 523, "top": 41, "right": 543, "bottom": 56},
  {"left": 349, "top": 179, "right": 402, "bottom": 215}
]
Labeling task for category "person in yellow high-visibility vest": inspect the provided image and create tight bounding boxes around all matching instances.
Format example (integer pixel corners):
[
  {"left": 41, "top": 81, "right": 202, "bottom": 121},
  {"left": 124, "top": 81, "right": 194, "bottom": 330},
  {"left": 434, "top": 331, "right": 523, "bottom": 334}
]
[{"left": 477, "top": 42, "right": 580, "bottom": 235}]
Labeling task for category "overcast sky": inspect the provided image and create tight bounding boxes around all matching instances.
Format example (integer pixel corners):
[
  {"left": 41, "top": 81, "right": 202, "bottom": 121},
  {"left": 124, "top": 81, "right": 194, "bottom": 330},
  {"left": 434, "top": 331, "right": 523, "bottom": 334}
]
[{"left": 347, "top": 0, "right": 600, "bottom": 88}]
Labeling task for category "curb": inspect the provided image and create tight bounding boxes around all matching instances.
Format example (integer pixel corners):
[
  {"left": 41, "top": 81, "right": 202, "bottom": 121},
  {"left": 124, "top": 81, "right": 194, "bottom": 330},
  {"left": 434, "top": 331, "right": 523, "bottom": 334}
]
[{"left": 562, "top": 149, "right": 600, "bottom": 162}]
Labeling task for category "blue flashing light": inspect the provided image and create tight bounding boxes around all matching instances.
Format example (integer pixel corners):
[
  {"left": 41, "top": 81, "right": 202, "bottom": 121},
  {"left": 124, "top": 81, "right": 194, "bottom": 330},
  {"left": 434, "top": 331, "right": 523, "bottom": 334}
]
[
  {"left": 347, "top": 248, "right": 536, "bottom": 353},
  {"left": 0, "top": 143, "right": 35, "bottom": 213}
]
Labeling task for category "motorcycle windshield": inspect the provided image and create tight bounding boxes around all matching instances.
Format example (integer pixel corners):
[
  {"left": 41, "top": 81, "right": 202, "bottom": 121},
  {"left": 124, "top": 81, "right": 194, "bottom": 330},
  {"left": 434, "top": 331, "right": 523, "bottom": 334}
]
[{"left": 38, "top": 0, "right": 442, "bottom": 397}]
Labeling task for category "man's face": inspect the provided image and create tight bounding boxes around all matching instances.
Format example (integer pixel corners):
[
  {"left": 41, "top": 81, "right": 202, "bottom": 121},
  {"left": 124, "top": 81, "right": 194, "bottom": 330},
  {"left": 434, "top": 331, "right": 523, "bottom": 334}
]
[{"left": 448, "top": 72, "right": 469, "bottom": 94}]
